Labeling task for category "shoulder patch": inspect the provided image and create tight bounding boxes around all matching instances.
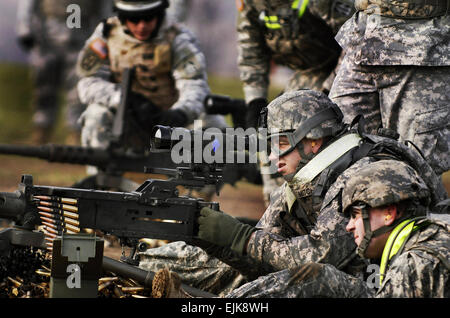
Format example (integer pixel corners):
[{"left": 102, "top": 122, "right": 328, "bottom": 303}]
[
  {"left": 89, "top": 38, "right": 108, "bottom": 60},
  {"left": 78, "top": 38, "right": 109, "bottom": 76}
]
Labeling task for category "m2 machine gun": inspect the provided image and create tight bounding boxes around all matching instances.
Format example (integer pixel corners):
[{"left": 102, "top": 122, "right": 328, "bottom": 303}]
[
  {"left": 0, "top": 167, "right": 219, "bottom": 297},
  {"left": 0, "top": 163, "right": 221, "bottom": 258}
]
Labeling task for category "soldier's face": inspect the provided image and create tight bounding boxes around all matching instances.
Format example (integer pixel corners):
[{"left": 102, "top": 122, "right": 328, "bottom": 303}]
[
  {"left": 126, "top": 17, "right": 158, "bottom": 41},
  {"left": 346, "top": 205, "right": 396, "bottom": 259},
  {"left": 268, "top": 137, "right": 322, "bottom": 176},
  {"left": 268, "top": 136, "right": 302, "bottom": 176}
]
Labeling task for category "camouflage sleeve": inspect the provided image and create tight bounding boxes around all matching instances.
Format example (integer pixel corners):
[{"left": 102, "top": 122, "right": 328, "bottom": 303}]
[
  {"left": 171, "top": 27, "right": 209, "bottom": 124},
  {"left": 76, "top": 22, "right": 121, "bottom": 109},
  {"left": 202, "top": 186, "right": 290, "bottom": 280},
  {"left": 246, "top": 196, "right": 357, "bottom": 271},
  {"left": 256, "top": 185, "right": 285, "bottom": 228},
  {"left": 237, "top": 2, "right": 271, "bottom": 103},
  {"left": 308, "top": 0, "right": 355, "bottom": 34},
  {"left": 16, "top": 0, "right": 39, "bottom": 38},
  {"left": 335, "top": 12, "right": 450, "bottom": 66},
  {"left": 77, "top": 72, "right": 121, "bottom": 109},
  {"left": 226, "top": 263, "right": 374, "bottom": 298},
  {"left": 377, "top": 248, "right": 449, "bottom": 297}
]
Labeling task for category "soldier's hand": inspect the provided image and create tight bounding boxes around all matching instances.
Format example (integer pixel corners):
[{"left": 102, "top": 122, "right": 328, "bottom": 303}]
[
  {"left": 155, "top": 109, "right": 188, "bottom": 127},
  {"left": 246, "top": 98, "right": 267, "bottom": 129},
  {"left": 130, "top": 93, "right": 161, "bottom": 127},
  {"left": 17, "top": 35, "right": 35, "bottom": 52},
  {"left": 197, "top": 207, "right": 256, "bottom": 255}
]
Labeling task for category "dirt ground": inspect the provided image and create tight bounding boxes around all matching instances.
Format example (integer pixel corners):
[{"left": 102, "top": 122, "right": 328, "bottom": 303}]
[{"left": 0, "top": 155, "right": 266, "bottom": 259}]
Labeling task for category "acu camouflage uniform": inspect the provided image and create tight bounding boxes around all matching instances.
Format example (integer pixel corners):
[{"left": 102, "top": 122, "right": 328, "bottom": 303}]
[
  {"left": 77, "top": 16, "right": 227, "bottom": 154},
  {"left": 227, "top": 218, "right": 450, "bottom": 298},
  {"left": 139, "top": 91, "right": 446, "bottom": 297},
  {"left": 227, "top": 161, "right": 449, "bottom": 298},
  {"left": 245, "top": 90, "right": 447, "bottom": 272},
  {"left": 237, "top": 0, "right": 355, "bottom": 206},
  {"left": 16, "top": 0, "right": 110, "bottom": 133},
  {"left": 237, "top": 0, "right": 355, "bottom": 101},
  {"left": 329, "top": 0, "right": 450, "bottom": 176}
]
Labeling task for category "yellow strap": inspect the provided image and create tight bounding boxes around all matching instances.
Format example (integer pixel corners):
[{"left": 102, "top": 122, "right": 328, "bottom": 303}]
[
  {"left": 379, "top": 219, "right": 417, "bottom": 286},
  {"left": 263, "top": 0, "right": 310, "bottom": 29},
  {"left": 292, "top": 0, "right": 310, "bottom": 18},
  {"left": 264, "top": 15, "right": 281, "bottom": 29}
]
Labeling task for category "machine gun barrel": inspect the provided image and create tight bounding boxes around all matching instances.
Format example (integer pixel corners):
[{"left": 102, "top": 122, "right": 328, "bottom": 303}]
[
  {"left": 102, "top": 256, "right": 216, "bottom": 297},
  {"left": 0, "top": 143, "right": 109, "bottom": 165},
  {"left": 0, "top": 143, "right": 177, "bottom": 174}
]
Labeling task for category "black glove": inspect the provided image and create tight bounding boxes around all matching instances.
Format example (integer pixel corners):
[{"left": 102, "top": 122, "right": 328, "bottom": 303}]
[
  {"left": 155, "top": 109, "right": 188, "bottom": 127},
  {"left": 129, "top": 93, "right": 161, "bottom": 128},
  {"left": 197, "top": 207, "right": 256, "bottom": 256},
  {"left": 246, "top": 98, "right": 267, "bottom": 129},
  {"left": 17, "top": 35, "right": 35, "bottom": 52}
]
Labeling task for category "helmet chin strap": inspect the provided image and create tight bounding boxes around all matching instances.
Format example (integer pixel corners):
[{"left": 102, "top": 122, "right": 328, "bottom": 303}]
[
  {"left": 283, "top": 140, "right": 316, "bottom": 182},
  {"left": 356, "top": 205, "right": 408, "bottom": 259}
]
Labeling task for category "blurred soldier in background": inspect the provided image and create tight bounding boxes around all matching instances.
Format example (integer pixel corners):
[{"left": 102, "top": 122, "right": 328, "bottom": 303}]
[
  {"left": 236, "top": 0, "right": 355, "bottom": 206},
  {"left": 16, "top": 0, "right": 111, "bottom": 144},
  {"left": 76, "top": 0, "right": 226, "bottom": 197},
  {"left": 329, "top": 0, "right": 450, "bottom": 177}
]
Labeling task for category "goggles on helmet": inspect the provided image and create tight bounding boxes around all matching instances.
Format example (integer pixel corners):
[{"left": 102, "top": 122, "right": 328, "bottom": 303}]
[{"left": 267, "top": 105, "right": 342, "bottom": 157}]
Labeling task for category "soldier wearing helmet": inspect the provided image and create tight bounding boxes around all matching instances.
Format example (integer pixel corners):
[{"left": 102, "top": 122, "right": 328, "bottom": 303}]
[
  {"left": 225, "top": 160, "right": 449, "bottom": 298},
  {"left": 76, "top": 0, "right": 227, "bottom": 160},
  {"left": 195, "top": 90, "right": 367, "bottom": 276},
  {"left": 236, "top": 0, "right": 356, "bottom": 207},
  {"left": 139, "top": 90, "right": 447, "bottom": 297}
]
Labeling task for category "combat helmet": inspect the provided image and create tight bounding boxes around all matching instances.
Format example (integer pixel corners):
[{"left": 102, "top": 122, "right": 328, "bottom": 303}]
[
  {"left": 114, "top": 0, "right": 169, "bottom": 35},
  {"left": 114, "top": 0, "right": 169, "bottom": 15},
  {"left": 266, "top": 89, "right": 344, "bottom": 159},
  {"left": 342, "top": 159, "right": 430, "bottom": 258}
]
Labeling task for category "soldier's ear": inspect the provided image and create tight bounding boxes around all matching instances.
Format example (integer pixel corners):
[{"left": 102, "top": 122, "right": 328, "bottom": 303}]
[
  {"left": 311, "top": 138, "right": 323, "bottom": 154},
  {"left": 383, "top": 205, "right": 397, "bottom": 226}
]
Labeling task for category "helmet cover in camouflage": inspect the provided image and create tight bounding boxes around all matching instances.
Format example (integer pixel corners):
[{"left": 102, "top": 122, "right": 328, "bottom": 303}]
[
  {"left": 342, "top": 160, "right": 431, "bottom": 214},
  {"left": 267, "top": 89, "right": 343, "bottom": 139}
]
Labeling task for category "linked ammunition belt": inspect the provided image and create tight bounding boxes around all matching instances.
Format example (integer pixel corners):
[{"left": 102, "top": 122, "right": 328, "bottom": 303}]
[{"left": 355, "top": 0, "right": 449, "bottom": 18}]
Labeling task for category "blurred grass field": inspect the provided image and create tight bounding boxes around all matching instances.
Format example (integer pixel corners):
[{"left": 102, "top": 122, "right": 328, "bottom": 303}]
[
  {"left": 0, "top": 62, "right": 283, "bottom": 144},
  {"left": 0, "top": 62, "right": 448, "bottom": 194}
]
